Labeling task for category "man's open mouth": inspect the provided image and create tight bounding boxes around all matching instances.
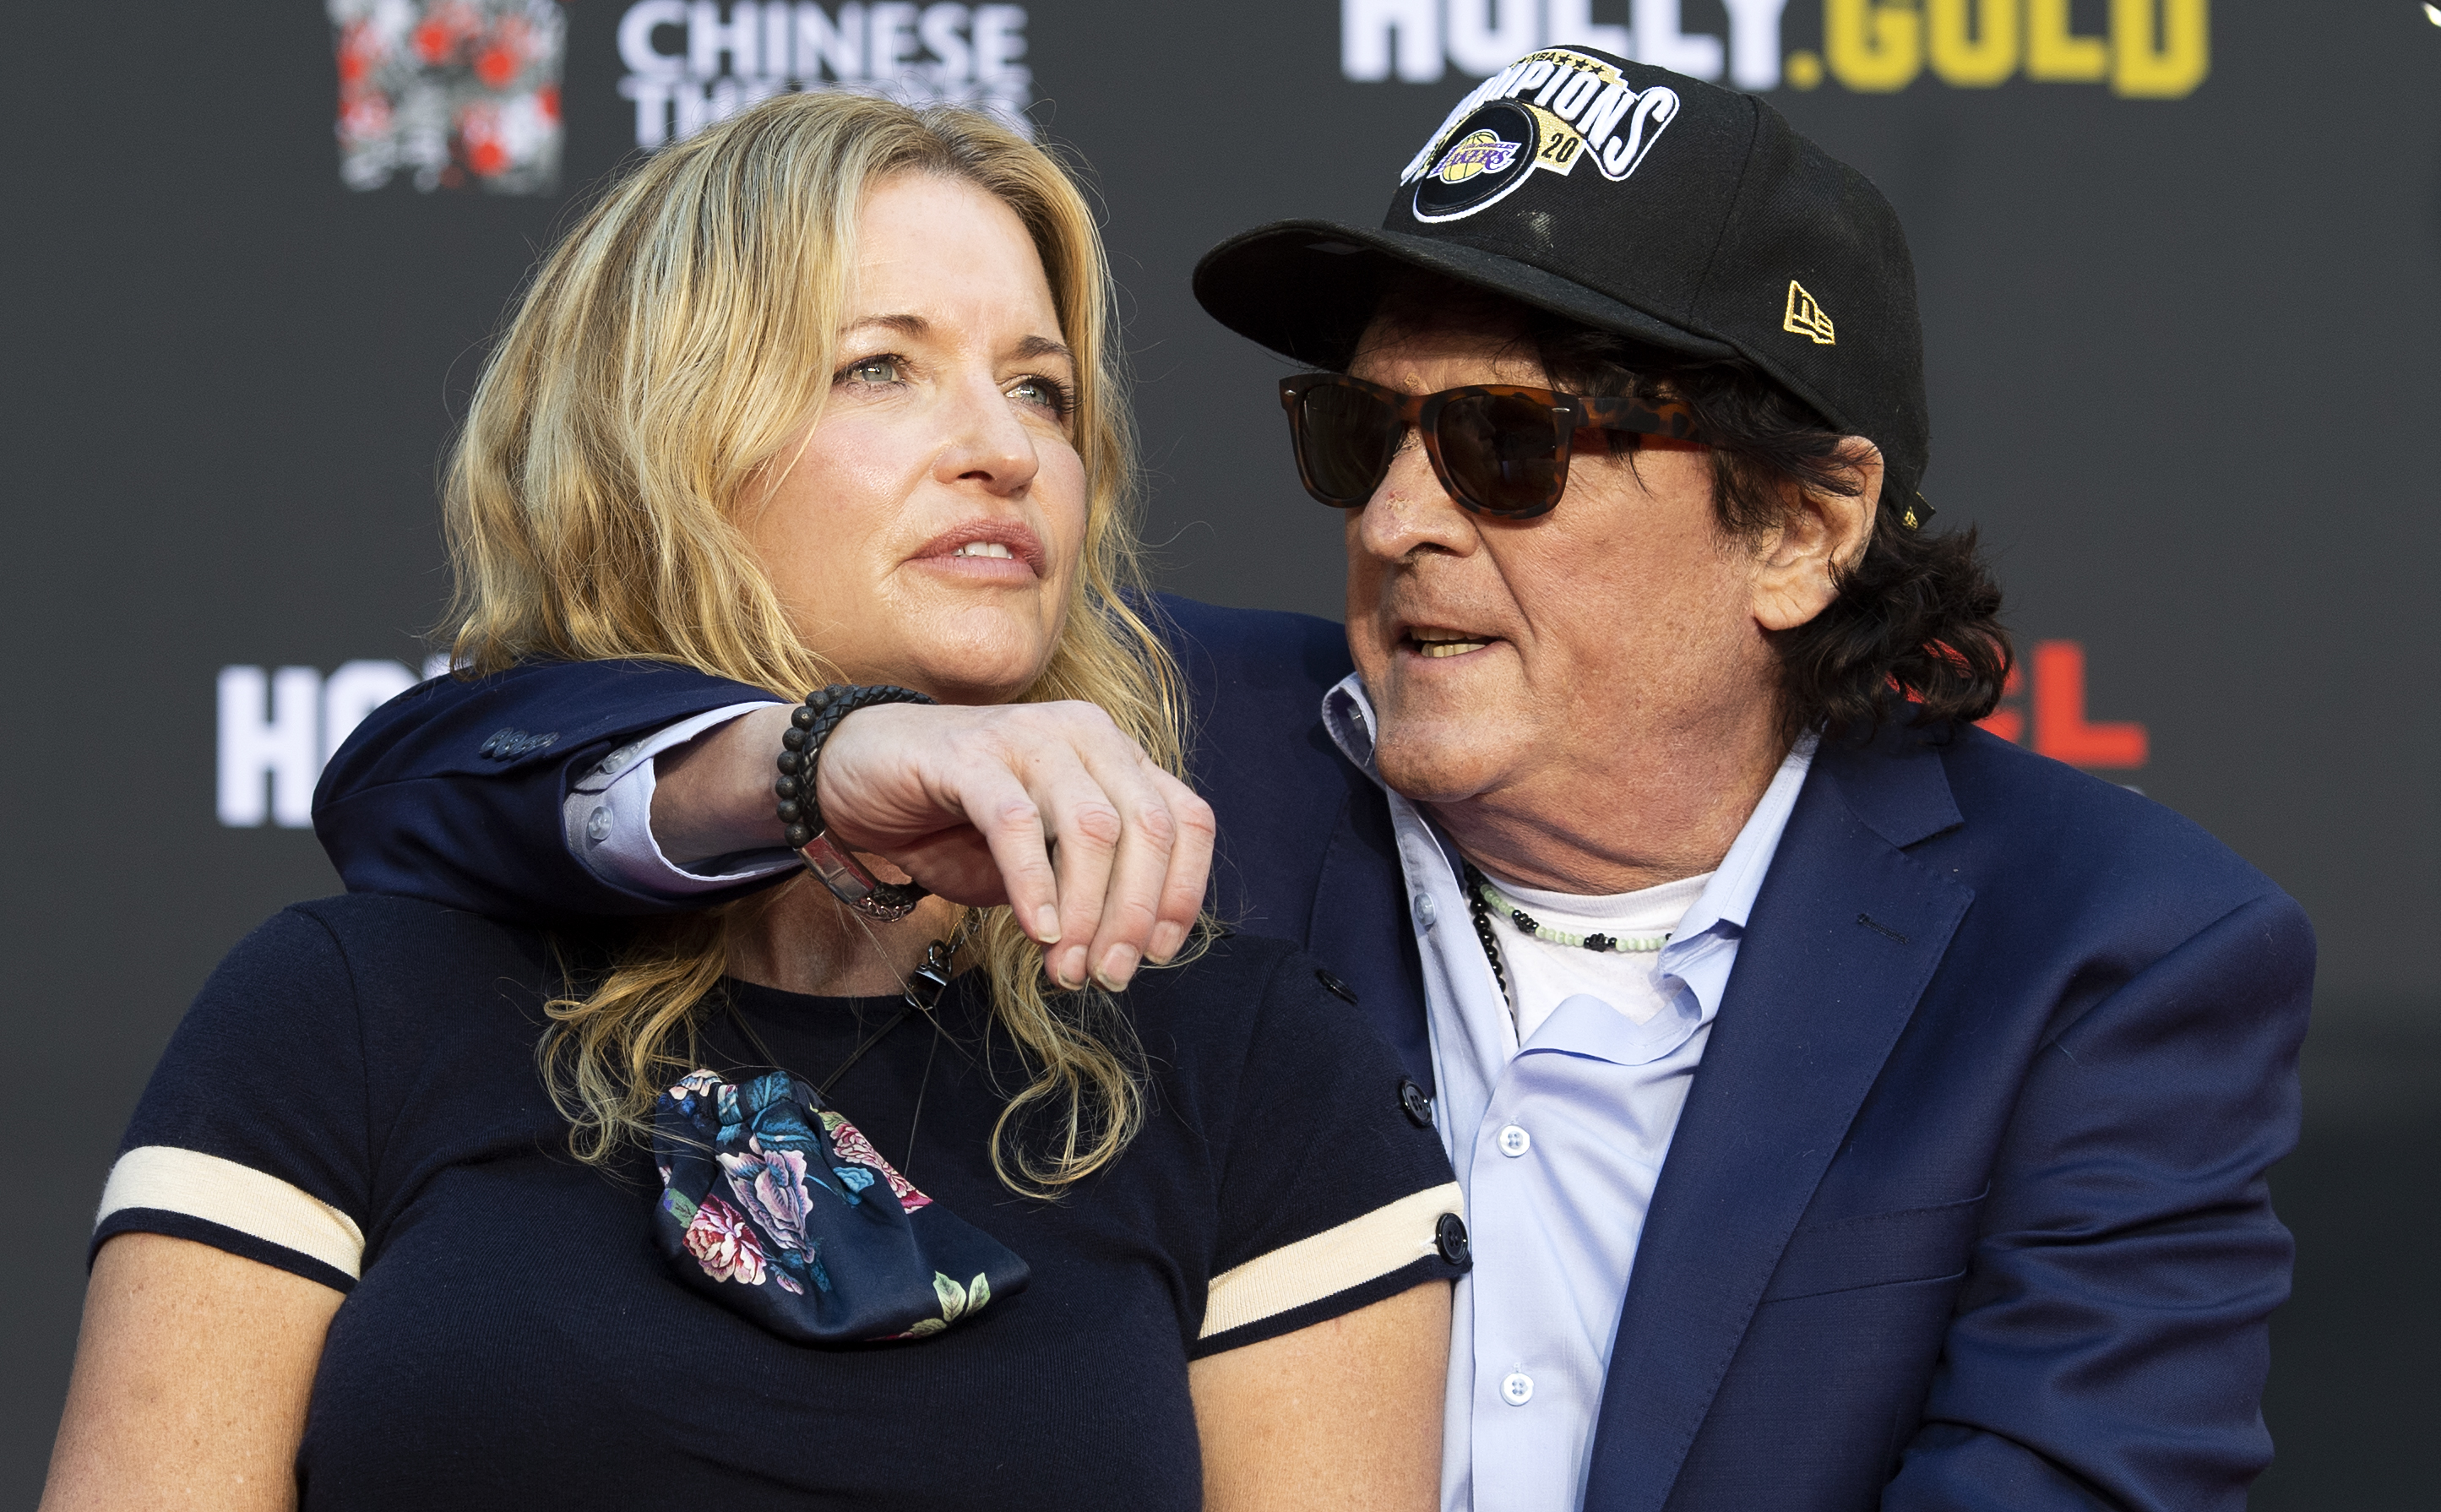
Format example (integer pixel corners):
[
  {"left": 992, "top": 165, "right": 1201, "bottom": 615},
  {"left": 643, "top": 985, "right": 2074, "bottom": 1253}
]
[{"left": 1405, "top": 630, "right": 1495, "bottom": 659}]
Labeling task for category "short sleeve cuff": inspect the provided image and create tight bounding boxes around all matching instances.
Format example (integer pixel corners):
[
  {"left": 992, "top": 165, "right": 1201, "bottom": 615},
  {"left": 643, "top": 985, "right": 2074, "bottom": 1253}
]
[
  {"left": 90, "top": 1145, "right": 365, "bottom": 1294},
  {"left": 1193, "top": 1182, "right": 1465, "bottom": 1357}
]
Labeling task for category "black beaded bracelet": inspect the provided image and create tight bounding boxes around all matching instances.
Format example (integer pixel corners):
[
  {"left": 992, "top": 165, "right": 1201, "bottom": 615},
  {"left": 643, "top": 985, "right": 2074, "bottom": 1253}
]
[{"left": 777, "top": 683, "right": 939, "bottom": 921}]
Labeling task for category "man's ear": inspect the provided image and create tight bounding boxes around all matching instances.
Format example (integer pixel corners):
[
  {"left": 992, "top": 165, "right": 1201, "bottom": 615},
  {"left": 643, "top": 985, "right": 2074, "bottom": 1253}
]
[{"left": 1750, "top": 439, "right": 1883, "bottom": 634}]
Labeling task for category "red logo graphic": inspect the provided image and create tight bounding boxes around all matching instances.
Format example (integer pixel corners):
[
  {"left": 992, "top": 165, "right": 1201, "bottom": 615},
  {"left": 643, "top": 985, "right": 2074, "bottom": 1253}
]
[{"left": 1976, "top": 640, "right": 2149, "bottom": 770}]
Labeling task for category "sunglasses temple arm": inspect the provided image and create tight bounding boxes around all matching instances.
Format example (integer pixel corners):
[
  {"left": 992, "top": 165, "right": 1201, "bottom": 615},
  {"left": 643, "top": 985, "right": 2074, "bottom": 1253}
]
[{"left": 1576, "top": 396, "right": 1702, "bottom": 443}]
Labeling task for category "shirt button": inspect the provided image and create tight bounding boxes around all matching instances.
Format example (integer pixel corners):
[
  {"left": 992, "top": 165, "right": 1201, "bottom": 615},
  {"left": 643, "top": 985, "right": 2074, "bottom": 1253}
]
[
  {"left": 1412, "top": 893, "right": 1438, "bottom": 931},
  {"left": 601, "top": 742, "right": 639, "bottom": 774},
  {"left": 585, "top": 805, "right": 613, "bottom": 843},
  {"left": 1497, "top": 1123, "right": 1531, "bottom": 1158},
  {"left": 1501, "top": 1372, "right": 1534, "bottom": 1406}
]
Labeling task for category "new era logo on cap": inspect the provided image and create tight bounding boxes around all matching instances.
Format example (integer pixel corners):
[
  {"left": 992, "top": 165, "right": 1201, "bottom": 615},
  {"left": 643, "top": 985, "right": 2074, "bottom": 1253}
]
[{"left": 1784, "top": 281, "right": 1836, "bottom": 345}]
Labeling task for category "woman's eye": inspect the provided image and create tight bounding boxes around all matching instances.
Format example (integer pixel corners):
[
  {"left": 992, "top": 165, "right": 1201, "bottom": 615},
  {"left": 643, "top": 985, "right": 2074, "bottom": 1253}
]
[
  {"left": 839, "top": 356, "right": 902, "bottom": 386},
  {"left": 1010, "top": 376, "right": 1074, "bottom": 416}
]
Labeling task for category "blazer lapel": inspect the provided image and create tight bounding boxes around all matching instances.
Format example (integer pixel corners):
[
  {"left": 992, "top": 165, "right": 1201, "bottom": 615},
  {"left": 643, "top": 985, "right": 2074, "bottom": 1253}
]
[
  {"left": 1307, "top": 780, "right": 1437, "bottom": 1091},
  {"left": 1582, "top": 735, "right": 1973, "bottom": 1511}
]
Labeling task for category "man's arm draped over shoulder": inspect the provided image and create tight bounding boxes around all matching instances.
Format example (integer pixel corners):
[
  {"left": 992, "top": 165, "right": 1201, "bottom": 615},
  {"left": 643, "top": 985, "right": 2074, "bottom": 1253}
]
[
  {"left": 310, "top": 597, "right": 1377, "bottom": 944},
  {"left": 313, "top": 659, "right": 779, "bottom": 922}
]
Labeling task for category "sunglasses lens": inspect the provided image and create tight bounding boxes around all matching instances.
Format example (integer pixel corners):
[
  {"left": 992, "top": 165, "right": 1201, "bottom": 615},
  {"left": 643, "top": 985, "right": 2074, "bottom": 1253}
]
[
  {"left": 1296, "top": 383, "right": 1402, "bottom": 506},
  {"left": 1436, "top": 391, "right": 1565, "bottom": 515}
]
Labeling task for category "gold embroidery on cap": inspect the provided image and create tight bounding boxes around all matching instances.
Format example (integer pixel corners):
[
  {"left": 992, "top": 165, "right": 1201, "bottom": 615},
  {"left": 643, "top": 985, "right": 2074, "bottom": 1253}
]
[{"left": 1783, "top": 281, "right": 1836, "bottom": 345}]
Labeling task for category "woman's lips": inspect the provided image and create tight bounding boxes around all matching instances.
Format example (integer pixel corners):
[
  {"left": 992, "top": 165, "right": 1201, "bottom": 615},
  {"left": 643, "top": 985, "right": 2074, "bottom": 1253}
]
[{"left": 912, "top": 519, "right": 1047, "bottom": 579}]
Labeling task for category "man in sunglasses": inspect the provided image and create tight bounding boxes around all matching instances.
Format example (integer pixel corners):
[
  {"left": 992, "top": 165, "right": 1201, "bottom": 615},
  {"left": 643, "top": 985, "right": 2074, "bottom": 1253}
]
[{"left": 315, "top": 48, "right": 2308, "bottom": 1510}]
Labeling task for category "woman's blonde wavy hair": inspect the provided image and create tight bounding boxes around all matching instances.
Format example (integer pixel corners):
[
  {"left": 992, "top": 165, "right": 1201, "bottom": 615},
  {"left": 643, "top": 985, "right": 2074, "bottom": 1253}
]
[{"left": 440, "top": 91, "right": 1183, "bottom": 1194}]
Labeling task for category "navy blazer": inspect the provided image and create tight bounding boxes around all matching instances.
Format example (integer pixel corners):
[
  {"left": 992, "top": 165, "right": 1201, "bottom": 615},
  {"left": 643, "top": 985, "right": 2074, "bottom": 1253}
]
[{"left": 315, "top": 594, "right": 2309, "bottom": 1510}]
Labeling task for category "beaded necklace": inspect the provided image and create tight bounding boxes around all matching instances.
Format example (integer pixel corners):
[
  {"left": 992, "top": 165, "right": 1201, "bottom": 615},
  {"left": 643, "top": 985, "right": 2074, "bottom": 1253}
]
[{"left": 1461, "top": 862, "right": 1672, "bottom": 1002}]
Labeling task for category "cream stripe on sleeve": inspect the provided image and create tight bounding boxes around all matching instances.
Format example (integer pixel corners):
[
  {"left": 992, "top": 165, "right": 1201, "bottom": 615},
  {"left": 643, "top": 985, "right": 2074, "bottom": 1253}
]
[
  {"left": 95, "top": 1145, "right": 367, "bottom": 1281},
  {"left": 1199, "top": 1182, "right": 1463, "bottom": 1341}
]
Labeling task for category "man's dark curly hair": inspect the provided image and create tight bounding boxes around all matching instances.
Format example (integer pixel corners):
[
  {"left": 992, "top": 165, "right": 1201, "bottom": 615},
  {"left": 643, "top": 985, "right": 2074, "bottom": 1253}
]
[{"left": 1367, "top": 275, "right": 2012, "bottom": 744}]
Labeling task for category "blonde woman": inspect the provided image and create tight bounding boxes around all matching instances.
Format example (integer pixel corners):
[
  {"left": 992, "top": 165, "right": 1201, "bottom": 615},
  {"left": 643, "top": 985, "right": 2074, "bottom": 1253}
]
[{"left": 44, "top": 95, "right": 1460, "bottom": 1511}]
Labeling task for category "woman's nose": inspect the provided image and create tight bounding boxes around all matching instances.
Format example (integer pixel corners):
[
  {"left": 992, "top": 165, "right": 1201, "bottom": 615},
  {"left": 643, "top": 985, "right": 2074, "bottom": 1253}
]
[{"left": 936, "top": 376, "right": 1041, "bottom": 496}]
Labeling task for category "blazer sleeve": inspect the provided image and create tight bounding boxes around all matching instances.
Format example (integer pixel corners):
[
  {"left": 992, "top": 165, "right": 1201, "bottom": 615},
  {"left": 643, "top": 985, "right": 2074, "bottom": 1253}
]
[
  {"left": 1884, "top": 889, "right": 2313, "bottom": 1511},
  {"left": 312, "top": 659, "right": 780, "bottom": 923}
]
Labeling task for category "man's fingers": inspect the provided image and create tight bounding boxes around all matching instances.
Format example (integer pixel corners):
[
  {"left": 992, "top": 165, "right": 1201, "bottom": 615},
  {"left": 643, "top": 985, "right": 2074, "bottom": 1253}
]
[
  {"left": 1145, "top": 770, "right": 1216, "bottom": 965},
  {"left": 1036, "top": 766, "right": 1124, "bottom": 990},
  {"left": 882, "top": 829, "right": 1017, "bottom": 910},
  {"left": 1084, "top": 789, "right": 1176, "bottom": 989},
  {"left": 811, "top": 699, "right": 1216, "bottom": 990},
  {"left": 1067, "top": 735, "right": 1206, "bottom": 990},
  {"left": 953, "top": 766, "right": 1062, "bottom": 944}
]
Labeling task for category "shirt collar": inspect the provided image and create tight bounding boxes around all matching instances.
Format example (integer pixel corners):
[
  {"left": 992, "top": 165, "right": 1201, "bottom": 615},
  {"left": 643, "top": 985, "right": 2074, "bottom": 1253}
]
[
  {"left": 1322, "top": 673, "right": 1383, "bottom": 779},
  {"left": 1667, "top": 731, "right": 1817, "bottom": 946},
  {"left": 1321, "top": 672, "right": 1816, "bottom": 1016}
]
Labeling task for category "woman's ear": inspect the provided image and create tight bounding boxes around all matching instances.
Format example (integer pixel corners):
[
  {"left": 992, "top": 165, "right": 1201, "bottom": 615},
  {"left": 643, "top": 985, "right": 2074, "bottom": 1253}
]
[{"left": 1750, "top": 439, "right": 1883, "bottom": 633}]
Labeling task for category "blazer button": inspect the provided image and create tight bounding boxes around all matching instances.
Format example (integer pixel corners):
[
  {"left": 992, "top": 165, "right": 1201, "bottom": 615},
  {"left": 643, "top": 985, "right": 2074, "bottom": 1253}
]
[
  {"left": 1314, "top": 967, "right": 1358, "bottom": 1006},
  {"left": 1435, "top": 1212, "right": 1471, "bottom": 1269},
  {"left": 1399, "top": 1079, "right": 1434, "bottom": 1129}
]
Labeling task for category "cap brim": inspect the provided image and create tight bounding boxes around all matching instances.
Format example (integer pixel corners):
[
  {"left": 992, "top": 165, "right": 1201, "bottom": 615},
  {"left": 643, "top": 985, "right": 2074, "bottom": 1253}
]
[{"left": 1193, "top": 219, "right": 1737, "bottom": 372}]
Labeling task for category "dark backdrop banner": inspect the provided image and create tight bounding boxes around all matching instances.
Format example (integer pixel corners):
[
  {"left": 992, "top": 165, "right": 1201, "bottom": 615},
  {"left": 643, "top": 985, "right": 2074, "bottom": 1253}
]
[{"left": 7, "top": 2, "right": 2436, "bottom": 1503}]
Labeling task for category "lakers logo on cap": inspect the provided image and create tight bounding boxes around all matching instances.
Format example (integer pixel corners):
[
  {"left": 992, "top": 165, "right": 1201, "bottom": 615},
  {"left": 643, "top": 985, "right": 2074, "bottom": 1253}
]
[
  {"left": 1432, "top": 129, "right": 1524, "bottom": 185},
  {"left": 1401, "top": 51, "right": 1680, "bottom": 225},
  {"left": 1783, "top": 281, "right": 1836, "bottom": 345},
  {"left": 1411, "top": 101, "right": 1540, "bottom": 224}
]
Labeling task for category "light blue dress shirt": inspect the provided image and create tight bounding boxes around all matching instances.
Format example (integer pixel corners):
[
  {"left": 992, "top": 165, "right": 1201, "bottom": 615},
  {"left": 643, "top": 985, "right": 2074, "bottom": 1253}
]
[{"left": 1321, "top": 674, "right": 1817, "bottom": 1512}]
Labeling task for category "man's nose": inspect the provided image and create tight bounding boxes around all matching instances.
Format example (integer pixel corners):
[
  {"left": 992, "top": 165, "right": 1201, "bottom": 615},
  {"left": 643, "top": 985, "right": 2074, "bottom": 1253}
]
[{"left": 1355, "top": 433, "right": 1476, "bottom": 562}]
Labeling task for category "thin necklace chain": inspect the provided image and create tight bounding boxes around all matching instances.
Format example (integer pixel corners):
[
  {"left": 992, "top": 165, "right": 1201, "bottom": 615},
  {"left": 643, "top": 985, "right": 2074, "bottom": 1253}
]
[{"left": 726, "top": 900, "right": 979, "bottom": 1181}]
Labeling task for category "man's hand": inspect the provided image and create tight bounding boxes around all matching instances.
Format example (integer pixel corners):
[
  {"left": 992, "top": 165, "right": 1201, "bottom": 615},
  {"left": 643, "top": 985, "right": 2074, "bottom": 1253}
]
[{"left": 655, "top": 701, "right": 1215, "bottom": 991}]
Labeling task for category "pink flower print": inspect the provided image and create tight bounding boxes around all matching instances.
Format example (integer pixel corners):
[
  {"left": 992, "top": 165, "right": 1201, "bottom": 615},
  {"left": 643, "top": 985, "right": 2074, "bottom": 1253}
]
[
  {"left": 822, "top": 1115, "right": 932, "bottom": 1213},
  {"left": 720, "top": 1149, "right": 813, "bottom": 1256},
  {"left": 682, "top": 1194, "right": 768, "bottom": 1286}
]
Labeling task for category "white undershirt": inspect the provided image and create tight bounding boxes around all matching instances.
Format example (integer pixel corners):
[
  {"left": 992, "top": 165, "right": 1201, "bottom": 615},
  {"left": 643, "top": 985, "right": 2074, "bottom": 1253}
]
[{"left": 1473, "top": 867, "right": 1714, "bottom": 1041}]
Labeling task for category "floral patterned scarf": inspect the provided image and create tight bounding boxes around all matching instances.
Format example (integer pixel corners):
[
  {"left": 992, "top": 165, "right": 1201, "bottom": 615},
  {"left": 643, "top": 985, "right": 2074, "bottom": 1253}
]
[{"left": 650, "top": 1068, "right": 1029, "bottom": 1343}]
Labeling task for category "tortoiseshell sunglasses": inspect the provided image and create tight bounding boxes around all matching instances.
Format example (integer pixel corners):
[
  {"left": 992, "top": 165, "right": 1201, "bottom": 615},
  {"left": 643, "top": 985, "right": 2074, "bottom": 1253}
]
[{"left": 1278, "top": 373, "right": 1703, "bottom": 520}]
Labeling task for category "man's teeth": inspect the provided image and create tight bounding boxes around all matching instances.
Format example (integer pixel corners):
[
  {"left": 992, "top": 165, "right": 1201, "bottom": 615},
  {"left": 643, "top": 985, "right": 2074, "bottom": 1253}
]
[
  {"left": 1414, "top": 637, "right": 1490, "bottom": 658},
  {"left": 953, "top": 541, "right": 1015, "bottom": 559}
]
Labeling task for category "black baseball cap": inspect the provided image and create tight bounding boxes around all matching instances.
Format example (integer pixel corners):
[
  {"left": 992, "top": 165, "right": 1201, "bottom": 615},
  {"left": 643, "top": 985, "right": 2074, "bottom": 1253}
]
[{"left": 1193, "top": 46, "right": 1932, "bottom": 510}]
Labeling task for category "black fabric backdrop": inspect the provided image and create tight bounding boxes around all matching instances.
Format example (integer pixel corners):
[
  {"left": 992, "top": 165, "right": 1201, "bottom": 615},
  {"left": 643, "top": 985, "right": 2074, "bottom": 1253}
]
[{"left": 6, "top": 2, "right": 2436, "bottom": 1503}]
